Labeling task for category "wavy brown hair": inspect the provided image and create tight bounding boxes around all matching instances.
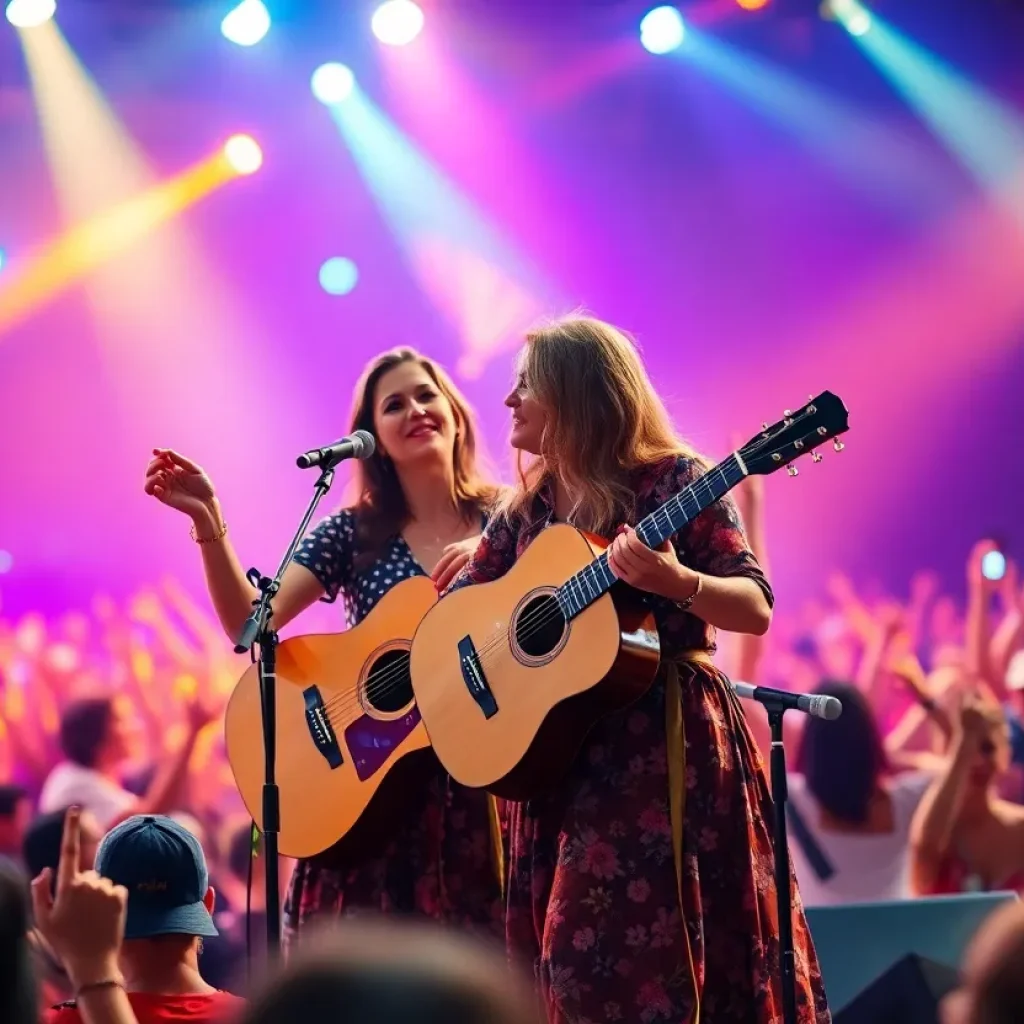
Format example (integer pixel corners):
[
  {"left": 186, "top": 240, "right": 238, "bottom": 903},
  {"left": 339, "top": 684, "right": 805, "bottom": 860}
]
[
  {"left": 498, "top": 316, "right": 705, "bottom": 533},
  {"left": 348, "top": 348, "right": 497, "bottom": 568}
]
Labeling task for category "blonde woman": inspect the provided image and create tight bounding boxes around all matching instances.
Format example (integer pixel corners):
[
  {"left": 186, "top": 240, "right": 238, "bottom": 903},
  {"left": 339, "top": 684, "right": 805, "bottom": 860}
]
[{"left": 446, "top": 317, "right": 829, "bottom": 1023}]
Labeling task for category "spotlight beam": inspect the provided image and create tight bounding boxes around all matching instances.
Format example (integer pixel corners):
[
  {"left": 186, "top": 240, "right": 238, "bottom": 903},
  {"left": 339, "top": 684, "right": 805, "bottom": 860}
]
[
  {"left": 0, "top": 153, "right": 237, "bottom": 335},
  {"left": 842, "top": 11, "right": 1024, "bottom": 208},
  {"left": 323, "top": 85, "right": 558, "bottom": 377},
  {"left": 371, "top": 1, "right": 424, "bottom": 47},
  {"left": 6, "top": 0, "right": 56, "bottom": 28},
  {"left": 221, "top": 0, "right": 271, "bottom": 47}
]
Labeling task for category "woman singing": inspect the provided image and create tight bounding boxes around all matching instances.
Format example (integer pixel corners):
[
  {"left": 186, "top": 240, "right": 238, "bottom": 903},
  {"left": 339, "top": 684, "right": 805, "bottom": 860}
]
[
  {"left": 445, "top": 317, "right": 830, "bottom": 1022},
  {"left": 144, "top": 348, "right": 503, "bottom": 942}
]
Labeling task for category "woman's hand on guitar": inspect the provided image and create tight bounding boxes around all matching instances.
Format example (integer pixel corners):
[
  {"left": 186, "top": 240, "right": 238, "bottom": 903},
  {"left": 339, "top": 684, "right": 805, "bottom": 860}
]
[
  {"left": 607, "top": 525, "right": 697, "bottom": 601},
  {"left": 431, "top": 536, "right": 481, "bottom": 592},
  {"left": 144, "top": 449, "right": 219, "bottom": 524}
]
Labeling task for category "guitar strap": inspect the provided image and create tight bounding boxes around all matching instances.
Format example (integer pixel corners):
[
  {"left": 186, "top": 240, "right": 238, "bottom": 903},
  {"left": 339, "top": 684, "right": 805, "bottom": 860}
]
[
  {"left": 488, "top": 796, "right": 505, "bottom": 897},
  {"left": 666, "top": 653, "right": 715, "bottom": 1024}
]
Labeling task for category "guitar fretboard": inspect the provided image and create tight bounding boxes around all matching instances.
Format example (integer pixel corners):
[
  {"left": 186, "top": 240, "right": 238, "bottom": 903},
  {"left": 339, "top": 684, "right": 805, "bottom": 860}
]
[{"left": 556, "top": 454, "right": 747, "bottom": 620}]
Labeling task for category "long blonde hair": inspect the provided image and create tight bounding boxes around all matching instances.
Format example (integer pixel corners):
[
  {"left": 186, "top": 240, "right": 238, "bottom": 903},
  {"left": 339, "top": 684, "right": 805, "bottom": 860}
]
[
  {"left": 498, "top": 315, "right": 705, "bottom": 532},
  {"left": 348, "top": 348, "right": 497, "bottom": 567}
]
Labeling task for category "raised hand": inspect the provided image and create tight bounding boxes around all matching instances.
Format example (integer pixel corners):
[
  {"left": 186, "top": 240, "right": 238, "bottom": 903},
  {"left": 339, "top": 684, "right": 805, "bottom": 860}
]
[
  {"left": 184, "top": 694, "right": 220, "bottom": 736},
  {"left": 967, "top": 539, "right": 1002, "bottom": 597},
  {"left": 144, "top": 448, "right": 218, "bottom": 522},
  {"left": 30, "top": 808, "right": 127, "bottom": 990},
  {"left": 955, "top": 690, "right": 999, "bottom": 749}
]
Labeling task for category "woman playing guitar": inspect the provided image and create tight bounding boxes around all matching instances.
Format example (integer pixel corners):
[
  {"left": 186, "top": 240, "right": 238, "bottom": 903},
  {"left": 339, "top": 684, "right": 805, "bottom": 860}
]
[
  {"left": 143, "top": 348, "right": 503, "bottom": 942},
  {"left": 444, "top": 317, "right": 830, "bottom": 1023}
]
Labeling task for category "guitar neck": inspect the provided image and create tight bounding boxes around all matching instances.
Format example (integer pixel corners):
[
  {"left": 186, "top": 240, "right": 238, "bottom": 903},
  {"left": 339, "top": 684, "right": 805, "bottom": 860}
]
[{"left": 557, "top": 453, "right": 748, "bottom": 620}]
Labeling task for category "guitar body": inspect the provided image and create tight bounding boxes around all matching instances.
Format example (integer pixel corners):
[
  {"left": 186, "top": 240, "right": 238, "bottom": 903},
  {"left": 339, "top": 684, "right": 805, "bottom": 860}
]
[
  {"left": 409, "top": 523, "right": 661, "bottom": 800},
  {"left": 225, "top": 575, "right": 437, "bottom": 859}
]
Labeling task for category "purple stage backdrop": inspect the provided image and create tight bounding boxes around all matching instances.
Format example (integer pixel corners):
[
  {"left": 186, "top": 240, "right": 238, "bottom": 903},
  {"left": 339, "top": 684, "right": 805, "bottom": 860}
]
[{"left": 0, "top": 0, "right": 1022, "bottom": 626}]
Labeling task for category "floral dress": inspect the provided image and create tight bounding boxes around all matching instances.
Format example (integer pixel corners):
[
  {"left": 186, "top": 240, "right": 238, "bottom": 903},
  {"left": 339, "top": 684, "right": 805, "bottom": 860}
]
[
  {"left": 282, "top": 508, "right": 503, "bottom": 945},
  {"left": 447, "top": 456, "right": 831, "bottom": 1024}
]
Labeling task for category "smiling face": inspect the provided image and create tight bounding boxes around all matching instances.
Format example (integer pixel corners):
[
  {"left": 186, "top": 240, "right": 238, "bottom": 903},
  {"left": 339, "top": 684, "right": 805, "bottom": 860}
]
[
  {"left": 372, "top": 360, "right": 458, "bottom": 469},
  {"left": 505, "top": 357, "right": 549, "bottom": 456}
]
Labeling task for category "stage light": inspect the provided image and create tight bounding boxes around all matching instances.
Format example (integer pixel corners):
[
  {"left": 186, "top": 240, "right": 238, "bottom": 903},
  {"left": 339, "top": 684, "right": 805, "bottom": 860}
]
[
  {"left": 319, "top": 257, "right": 359, "bottom": 296},
  {"left": 223, "top": 134, "right": 263, "bottom": 174},
  {"left": 822, "top": 0, "right": 872, "bottom": 35},
  {"left": 847, "top": 10, "right": 872, "bottom": 35},
  {"left": 371, "top": 0, "right": 424, "bottom": 47},
  {"left": 5, "top": 0, "right": 56, "bottom": 28},
  {"left": 736, "top": 0, "right": 770, "bottom": 9},
  {"left": 640, "top": 6, "right": 685, "bottom": 55},
  {"left": 311, "top": 62, "right": 355, "bottom": 105},
  {"left": 220, "top": 0, "right": 270, "bottom": 47}
]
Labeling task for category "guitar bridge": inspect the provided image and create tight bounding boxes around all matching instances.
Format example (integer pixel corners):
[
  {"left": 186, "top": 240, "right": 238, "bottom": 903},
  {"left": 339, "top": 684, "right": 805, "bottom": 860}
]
[
  {"left": 303, "top": 685, "right": 344, "bottom": 769},
  {"left": 458, "top": 635, "right": 498, "bottom": 719}
]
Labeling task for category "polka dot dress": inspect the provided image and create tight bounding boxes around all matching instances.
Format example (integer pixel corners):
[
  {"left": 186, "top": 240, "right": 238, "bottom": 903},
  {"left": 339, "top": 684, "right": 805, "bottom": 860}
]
[{"left": 292, "top": 509, "right": 426, "bottom": 626}]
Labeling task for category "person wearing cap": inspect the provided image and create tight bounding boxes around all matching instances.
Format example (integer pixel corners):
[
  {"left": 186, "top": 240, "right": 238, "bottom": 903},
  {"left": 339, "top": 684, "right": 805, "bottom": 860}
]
[{"left": 45, "top": 814, "right": 244, "bottom": 1024}]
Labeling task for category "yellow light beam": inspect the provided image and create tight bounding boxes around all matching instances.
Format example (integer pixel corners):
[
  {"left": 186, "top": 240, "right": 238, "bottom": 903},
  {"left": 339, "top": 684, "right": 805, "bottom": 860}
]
[{"left": 0, "top": 153, "right": 235, "bottom": 336}]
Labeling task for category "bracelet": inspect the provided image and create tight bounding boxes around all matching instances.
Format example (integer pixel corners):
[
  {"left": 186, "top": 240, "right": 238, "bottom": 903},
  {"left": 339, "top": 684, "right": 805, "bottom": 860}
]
[
  {"left": 680, "top": 573, "right": 703, "bottom": 611},
  {"left": 75, "top": 978, "right": 125, "bottom": 998},
  {"left": 190, "top": 520, "right": 227, "bottom": 545}
]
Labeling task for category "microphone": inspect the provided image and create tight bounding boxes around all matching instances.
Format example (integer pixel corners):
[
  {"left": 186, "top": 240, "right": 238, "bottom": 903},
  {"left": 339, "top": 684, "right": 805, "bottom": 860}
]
[
  {"left": 296, "top": 430, "right": 376, "bottom": 469},
  {"left": 730, "top": 681, "right": 843, "bottom": 721}
]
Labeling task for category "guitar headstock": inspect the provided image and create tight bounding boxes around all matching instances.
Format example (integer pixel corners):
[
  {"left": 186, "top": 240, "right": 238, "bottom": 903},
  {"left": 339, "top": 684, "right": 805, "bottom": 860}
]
[{"left": 737, "top": 391, "right": 849, "bottom": 478}]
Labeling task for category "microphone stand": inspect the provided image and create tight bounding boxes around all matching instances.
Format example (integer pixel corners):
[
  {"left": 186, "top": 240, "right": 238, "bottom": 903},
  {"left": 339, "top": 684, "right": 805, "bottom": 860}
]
[
  {"left": 234, "top": 462, "right": 338, "bottom": 960},
  {"left": 764, "top": 702, "right": 798, "bottom": 1024}
]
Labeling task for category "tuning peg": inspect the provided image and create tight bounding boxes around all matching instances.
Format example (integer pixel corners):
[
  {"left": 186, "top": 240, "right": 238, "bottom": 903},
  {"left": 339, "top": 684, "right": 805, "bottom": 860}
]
[
  {"left": 812, "top": 452, "right": 823, "bottom": 463},
  {"left": 761, "top": 422, "right": 768, "bottom": 431},
  {"left": 787, "top": 465, "right": 799, "bottom": 477},
  {"left": 784, "top": 409, "right": 792, "bottom": 416},
  {"left": 833, "top": 439, "right": 845, "bottom": 452}
]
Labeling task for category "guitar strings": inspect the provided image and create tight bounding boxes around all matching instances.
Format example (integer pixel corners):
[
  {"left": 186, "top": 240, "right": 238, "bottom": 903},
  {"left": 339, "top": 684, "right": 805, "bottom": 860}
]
[
  {"left": 316, "top": 465, "right": 734, "bottom": 725},
  {"left": 315, "top": 442, "right": 791, "bottom": 725},
  {"left": 316, "top": 421, "right": 835, "bottom": 726}
]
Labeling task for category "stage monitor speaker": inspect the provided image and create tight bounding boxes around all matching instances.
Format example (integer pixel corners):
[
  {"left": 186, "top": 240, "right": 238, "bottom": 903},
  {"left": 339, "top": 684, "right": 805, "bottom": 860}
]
[
  {"left": 834, "top": 953, "right": 957, "bottom": 1024},
  {"left": 806, "top": 891, "right": 1018, "bottom": 1016}
]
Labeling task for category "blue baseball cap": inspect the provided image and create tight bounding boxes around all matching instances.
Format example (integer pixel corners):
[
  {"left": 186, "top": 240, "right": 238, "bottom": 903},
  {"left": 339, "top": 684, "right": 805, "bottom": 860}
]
[{"left": 95, "top": 815, "right": 218, "bottom": 941}]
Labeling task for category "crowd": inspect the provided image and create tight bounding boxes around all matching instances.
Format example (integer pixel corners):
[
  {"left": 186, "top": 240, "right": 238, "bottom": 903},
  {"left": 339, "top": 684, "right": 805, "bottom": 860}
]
[
  {"left": 1, "top": 485, "right": 1023, "bottom": 1022},
  {"left": 2, "top": 331, "right": 1024, "bottom": 1022}
]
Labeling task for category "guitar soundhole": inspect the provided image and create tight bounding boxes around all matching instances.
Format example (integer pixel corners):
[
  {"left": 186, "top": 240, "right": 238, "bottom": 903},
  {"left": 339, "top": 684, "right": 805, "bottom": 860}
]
[
  {"left": 515, "top": 594, "right": 567, "bottom": 659},
  {"left": 364, "top": 649, "right": 413, "bottom": 714}
]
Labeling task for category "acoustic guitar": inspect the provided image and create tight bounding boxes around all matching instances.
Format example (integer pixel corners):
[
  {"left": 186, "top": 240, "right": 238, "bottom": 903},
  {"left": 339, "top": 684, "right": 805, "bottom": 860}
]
[
  {"left": 408, "top": 393, "right": 850, "bottom": 800},
  {"left": 225, "top": 575, "right": 436, "bottom": 859}
]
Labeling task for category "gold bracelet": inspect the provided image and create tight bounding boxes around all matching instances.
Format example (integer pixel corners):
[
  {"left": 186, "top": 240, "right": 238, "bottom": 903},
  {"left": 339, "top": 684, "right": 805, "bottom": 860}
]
[
  {"left": 75, "top": 978, "right": 126, "bottom": 998},
  {"left": 680, "top": 573, "right": 702, "bottom": 611},
  {"left": 190, "top": 521, "right": 227, "bottom": 545}
]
